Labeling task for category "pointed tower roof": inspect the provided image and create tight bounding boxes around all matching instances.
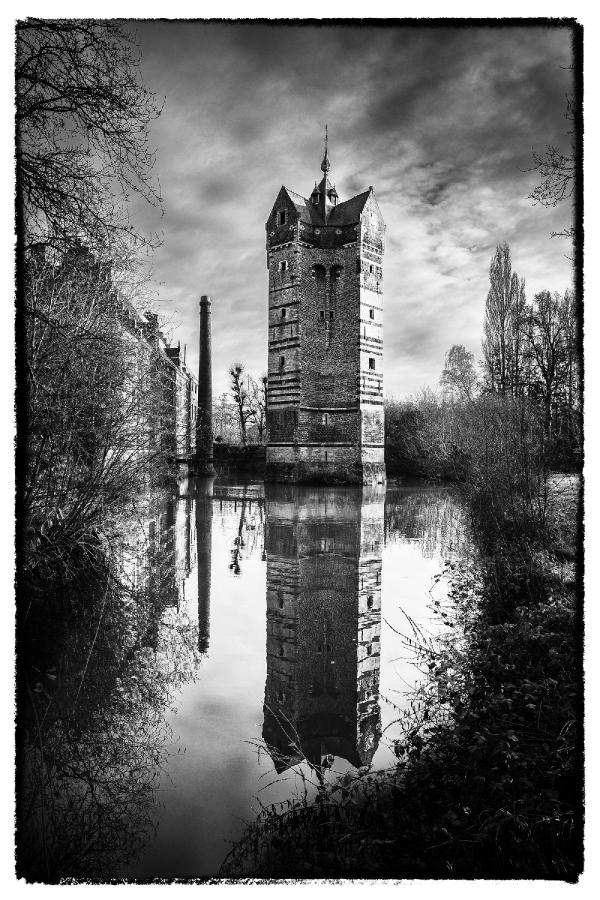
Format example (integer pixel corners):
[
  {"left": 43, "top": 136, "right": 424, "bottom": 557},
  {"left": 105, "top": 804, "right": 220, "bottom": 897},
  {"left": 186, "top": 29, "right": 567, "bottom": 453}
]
[
  {"left": 311, "top": 125, "right": 338, "bottom": 222},
  {"left": 321, "top": 123, "right": 331, "bottom": 177}
]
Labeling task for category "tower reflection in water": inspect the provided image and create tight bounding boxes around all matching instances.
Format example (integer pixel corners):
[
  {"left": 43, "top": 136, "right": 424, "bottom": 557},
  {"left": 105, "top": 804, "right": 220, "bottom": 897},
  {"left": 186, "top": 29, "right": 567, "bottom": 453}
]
[{"left": 263, "top": 484, "right": 384, "bottom": 773}]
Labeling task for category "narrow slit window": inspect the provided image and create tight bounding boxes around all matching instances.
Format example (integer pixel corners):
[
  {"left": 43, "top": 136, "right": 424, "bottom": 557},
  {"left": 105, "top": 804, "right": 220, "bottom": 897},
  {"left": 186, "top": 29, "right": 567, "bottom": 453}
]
[
  {"left": 322, "top": 413, "right": 328, "bottom": 425},
  {"left": 329, "top": 311, "right": 334, "bottom": 320},
  {"left": 281, "top": 307, "right": 286, "bottom": 318},
  {"left": 279, "top": 260, "right": 288, "bottom": 272},
  {"left": 369, "top": 308, "right": 374, "bottom": 319},
  {"left": 279, "top": 355, "right": 285, "bottom": 369},
  {"left": 320, "top": 310, "right": 325, "bottom": 320},
  {"left": 369, "top": 357, "right": 375, "bottom": 370},
  {"left": 324, "top": 450, "right": 328, "bottom": 462},
  {"left": 278, "top": 210, "right": 287, "bottom": 225}
]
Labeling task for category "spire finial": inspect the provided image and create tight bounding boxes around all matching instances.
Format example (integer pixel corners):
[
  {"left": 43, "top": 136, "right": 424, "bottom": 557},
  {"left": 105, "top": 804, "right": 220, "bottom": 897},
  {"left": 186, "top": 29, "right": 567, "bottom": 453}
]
[{"left": 321, "top": 124, "right": 330, "bottom": 175}]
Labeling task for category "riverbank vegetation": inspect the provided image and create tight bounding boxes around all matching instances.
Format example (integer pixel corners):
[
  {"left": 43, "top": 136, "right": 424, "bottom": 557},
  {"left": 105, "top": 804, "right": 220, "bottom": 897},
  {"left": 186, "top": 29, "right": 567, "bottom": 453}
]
[
  {"left": 16, "top": 22, "right": 191, "bottom": 880},
  {"left": 18, "top": 19, "right": 171, "bottom": 566},
  {"left": 221, "top": 429, "right": 581, "bottom": 880},
  {"left": 220, "top": 242, "right": 582, "bottom": 880},
  {"left": 386, "top": 246, "right": 581, "bottom": 480},
  {"left": 17, "top": 494, "right": 202, "bottom": 881}
]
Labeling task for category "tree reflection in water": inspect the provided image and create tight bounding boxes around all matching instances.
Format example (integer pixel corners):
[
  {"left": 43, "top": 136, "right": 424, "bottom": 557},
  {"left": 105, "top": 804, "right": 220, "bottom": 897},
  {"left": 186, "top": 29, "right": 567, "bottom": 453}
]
[
  {"left": 384, "top": 483, "right": 467, "bottom": 559},
  {"left": 17, "top": 478, "right": 465, "bottom": 880},
  {"left": 17, "top": 489, "right": 203, "bottom": 882}
]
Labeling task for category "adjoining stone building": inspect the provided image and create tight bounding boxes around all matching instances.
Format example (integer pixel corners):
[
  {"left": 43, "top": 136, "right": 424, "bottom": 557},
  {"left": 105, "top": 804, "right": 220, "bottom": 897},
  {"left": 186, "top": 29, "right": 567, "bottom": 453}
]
[
  {"left": 28, "top": 243, "right": 198, "bottom": 465},
  {"left": 265, "top": 136, "right": 386, "bottom": 484}
]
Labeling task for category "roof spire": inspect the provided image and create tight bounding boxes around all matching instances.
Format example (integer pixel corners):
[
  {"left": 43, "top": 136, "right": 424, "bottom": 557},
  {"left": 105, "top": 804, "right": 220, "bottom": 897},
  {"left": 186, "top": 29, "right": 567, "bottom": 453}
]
[{"left": 321, "top": 123, "right": 330, "bottom": 175}]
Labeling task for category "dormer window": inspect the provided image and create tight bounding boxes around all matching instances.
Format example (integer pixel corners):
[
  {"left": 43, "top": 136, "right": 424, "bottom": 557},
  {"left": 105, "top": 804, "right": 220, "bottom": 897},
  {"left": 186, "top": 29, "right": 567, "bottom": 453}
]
[{"left": 278, "top": 210, "right": 287, "bottom": 226}]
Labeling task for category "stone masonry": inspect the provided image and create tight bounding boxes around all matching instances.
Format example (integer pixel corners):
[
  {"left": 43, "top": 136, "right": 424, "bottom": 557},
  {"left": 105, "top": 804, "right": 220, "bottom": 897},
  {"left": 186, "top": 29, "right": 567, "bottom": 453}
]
[{"left": 265, "top": 134, "right": 386, "bottom": 484}]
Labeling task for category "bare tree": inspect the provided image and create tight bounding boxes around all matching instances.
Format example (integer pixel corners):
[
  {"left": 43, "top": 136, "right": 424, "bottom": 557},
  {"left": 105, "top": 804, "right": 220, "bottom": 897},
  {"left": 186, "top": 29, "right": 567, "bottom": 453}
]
[
  {"left": 23, "top": 245, "right": 176, "bottom": 570},
  {"left": 482, "top": 243, "right": 522, "bottom": 396},
  {"left": 16, "top": 19, "right": 162, "bottom": 254},
  {"left": 559, "top": 289, "right": 581, "bottom": 454},
  {"left": 229, "top": 363, "right": 252, "bottom": 446},
  {"left": 214, "top": 392, "right": 238, "bottom": 443},
  {"left": 440, "top": 345, "right": 478, "bottom": 402},
  {"left": 529, "top": 94, "right": 576, "bottom": 240},
  {"left": 523, "top": 290, "right": 570, "bottom": 444},
  {"left": 248, "top": 375, "right": 268, "bottom": 444},
  {"left": 509, "top": 276, "right": 528, "bottom": 397}
]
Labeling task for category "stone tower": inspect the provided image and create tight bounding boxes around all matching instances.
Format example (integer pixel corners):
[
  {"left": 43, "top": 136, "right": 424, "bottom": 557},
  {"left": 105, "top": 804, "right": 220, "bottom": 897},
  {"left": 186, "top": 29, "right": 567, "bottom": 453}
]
[{"left": 265, "top": 132, "right": 385, "bottom": 484}]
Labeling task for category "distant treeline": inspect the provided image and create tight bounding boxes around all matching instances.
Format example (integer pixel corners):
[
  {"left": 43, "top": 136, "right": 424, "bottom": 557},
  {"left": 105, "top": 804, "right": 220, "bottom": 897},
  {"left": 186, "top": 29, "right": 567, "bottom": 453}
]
[{"left": 386, "top": 242, "right": 581, "bottom": 479}]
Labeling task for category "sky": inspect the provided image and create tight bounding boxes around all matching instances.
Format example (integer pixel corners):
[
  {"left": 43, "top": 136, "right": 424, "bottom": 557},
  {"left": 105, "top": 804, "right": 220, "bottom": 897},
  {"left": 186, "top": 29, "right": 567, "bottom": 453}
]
[{"left": 129, "top": 21, "right": 576, "bottom": 399}]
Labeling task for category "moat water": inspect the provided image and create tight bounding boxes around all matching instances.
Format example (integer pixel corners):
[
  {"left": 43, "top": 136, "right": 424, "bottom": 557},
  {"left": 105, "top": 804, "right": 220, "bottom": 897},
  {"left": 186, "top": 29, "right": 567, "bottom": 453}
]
[{"left": 18, "top": 476, "right": 470, "bottom": 881}]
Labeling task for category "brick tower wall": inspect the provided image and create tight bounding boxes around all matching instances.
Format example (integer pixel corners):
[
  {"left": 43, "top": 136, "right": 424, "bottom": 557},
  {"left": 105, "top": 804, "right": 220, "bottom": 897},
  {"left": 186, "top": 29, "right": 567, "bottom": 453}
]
[{"left": 265, "top": 186, "right": 386, "bottom": 484}]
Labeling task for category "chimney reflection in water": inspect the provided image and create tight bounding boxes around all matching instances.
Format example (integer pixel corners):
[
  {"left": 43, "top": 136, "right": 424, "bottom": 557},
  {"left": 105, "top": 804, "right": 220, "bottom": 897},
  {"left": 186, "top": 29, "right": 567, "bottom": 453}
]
[
  {"left": 194, "top": 477, "right": 214, "bottom": 654},
  {"left": 263, "top": 484, "right": 384, "bottom": 773}
]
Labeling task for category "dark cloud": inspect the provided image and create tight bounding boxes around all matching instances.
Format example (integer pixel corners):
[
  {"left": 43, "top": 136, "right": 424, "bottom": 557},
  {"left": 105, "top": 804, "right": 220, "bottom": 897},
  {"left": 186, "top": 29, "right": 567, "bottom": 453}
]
[{"left": 131, "top": 21, "right": 575, "bottom": 398}]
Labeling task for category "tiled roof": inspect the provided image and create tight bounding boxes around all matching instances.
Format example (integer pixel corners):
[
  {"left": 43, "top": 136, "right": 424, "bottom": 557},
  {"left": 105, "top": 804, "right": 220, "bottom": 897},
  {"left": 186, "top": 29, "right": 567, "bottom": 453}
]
[
  {"left": 328, "top": 190, "right": 371, "bottom": 226},
  {"left": 284, "top": 187, "right": 325, "bottom": 225},
  {"left": 284, "top": 186, "right": 372, "bottom": 227}
]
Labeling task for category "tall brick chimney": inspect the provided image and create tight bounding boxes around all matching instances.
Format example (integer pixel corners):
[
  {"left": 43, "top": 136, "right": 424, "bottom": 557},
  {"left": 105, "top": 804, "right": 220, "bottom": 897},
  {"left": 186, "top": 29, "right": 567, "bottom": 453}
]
[{"left": 196, "top": 295, "right": 215, "bottom": 474}]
